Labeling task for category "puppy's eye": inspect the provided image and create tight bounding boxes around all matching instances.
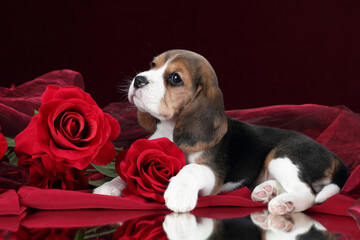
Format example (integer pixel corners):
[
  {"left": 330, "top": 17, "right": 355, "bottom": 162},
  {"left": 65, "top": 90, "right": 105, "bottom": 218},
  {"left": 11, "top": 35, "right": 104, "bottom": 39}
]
[
  {"left": 167, "top": 73, "right": 183, "bottom": 86},
  {"left": 150, "top": 62, "right": 156, "bottom": 68}
]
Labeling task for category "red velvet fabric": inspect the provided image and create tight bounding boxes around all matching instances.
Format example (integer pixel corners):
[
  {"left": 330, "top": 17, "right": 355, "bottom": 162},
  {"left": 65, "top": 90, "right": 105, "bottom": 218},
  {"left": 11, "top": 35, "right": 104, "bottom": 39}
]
[
  {"left": 0, "top": 70, "right": 84, "bottom": 138},
  {"left": 0, "top": 190, "right": 26, "bottom": 215},
  {"left": 12, "top": 186, "right": 356, "bottom": 218},
  {"left": 0, "top": 162, "right": 28, "bottom": 191},
  {"left": 0, "top": 70, "right": 360, "bottom": 228}
]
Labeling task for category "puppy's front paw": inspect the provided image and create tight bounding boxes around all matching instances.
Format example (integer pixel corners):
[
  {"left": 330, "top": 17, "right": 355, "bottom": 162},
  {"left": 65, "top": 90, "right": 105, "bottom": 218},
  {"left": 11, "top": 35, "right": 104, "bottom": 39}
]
[
  {"left": 93, "top": 181, "right": 121, "bottom": 196},
  {"left": 164, "top": 176, "right": 199, "bottom": 212},
  {"left": 93, "top": 177, "right": 126, "bottom": 196}
]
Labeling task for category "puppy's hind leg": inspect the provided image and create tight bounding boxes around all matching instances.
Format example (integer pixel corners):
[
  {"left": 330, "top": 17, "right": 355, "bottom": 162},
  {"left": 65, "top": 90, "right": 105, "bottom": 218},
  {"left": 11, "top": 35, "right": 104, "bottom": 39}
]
[
  {"left": 251, "top": 180, "right": 285, "bottom": 204},
  {"left": 267, "top": 158, "right": 315, "bottom": 215}
]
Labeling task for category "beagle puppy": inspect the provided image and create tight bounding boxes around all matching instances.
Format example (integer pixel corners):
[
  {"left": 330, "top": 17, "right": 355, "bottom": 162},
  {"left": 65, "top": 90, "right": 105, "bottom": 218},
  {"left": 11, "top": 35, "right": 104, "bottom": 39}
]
[{"left": 94, "top": 49, "right": 349, "bottom": 215}]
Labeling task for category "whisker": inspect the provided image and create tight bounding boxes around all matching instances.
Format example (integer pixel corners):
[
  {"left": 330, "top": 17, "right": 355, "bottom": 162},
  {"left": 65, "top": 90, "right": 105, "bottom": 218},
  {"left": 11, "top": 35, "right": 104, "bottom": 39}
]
[
  {"left": 117, "top": 77, "right": 132, "bottom": 93},
  {"left": 118, "top": 94, "right": 129, "bottom": 102}
]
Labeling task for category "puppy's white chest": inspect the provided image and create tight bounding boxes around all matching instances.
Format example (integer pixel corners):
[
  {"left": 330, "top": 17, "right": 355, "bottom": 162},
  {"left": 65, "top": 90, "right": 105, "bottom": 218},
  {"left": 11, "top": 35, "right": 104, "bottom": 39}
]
[{"left": 148, "top": 119, "right": 175, "bottom": 142}]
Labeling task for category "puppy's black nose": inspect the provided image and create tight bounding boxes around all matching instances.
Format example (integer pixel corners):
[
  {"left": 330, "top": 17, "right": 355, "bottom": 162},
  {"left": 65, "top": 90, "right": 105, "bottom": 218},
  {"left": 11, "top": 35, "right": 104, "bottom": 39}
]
[{"left": 134, "top": 76, "right": 149, "bottom": 89}]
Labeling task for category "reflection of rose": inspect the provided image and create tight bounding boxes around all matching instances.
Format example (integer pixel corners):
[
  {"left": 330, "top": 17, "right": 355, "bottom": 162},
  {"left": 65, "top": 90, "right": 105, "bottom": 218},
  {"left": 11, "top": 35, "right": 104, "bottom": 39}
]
[
  {"left": 0, "top": 129, "right": 6, "bottom": 159},
  {"left": 113, "top": 215, "right": 167, "bottom": 240},
  {"left": 16, "top": 227, "right": 78, "bottom": 240},
  {"left": 15, "top": 85, "right": 120, "bottom": 170},
  {"left": 116, "top": 138, "right": 185, "bottom": 203},
  {"left": 17, "top": 153, "right": 88, "bottom": 190}
]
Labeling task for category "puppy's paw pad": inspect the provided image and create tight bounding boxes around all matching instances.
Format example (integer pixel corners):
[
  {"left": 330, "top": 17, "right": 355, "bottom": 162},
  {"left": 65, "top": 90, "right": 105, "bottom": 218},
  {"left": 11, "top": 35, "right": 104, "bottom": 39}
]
[
  {"left": 93, "top": 182, "right": 121, "bottom": 196},
  {"left": 164, "top": 178, "right": 198, "bottom": 213},
  {"left": 251, "top": 181, "right": 278, "bottom": 203}
]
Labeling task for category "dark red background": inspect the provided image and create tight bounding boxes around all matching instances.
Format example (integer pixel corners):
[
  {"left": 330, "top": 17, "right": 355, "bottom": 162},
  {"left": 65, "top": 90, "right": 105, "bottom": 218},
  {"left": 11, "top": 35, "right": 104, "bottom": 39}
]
[{"left": 1, "top": 1, "right": 360, "bottom": 112}]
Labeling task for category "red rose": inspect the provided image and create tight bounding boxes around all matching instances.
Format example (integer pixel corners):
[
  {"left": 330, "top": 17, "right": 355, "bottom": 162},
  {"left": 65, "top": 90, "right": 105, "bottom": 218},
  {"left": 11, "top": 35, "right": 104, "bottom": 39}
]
[
  {"left": 113, "top": 215, "right": 167, "bottom": 240},
  {"left": 0, "top": 128, "right": 7, "bottom": 159},
  {"left": 116, "top": 138, "right": 185, "bottom": 203},
  {"left": 17, "top": 153, "right": 88, "bottom": 190},
  {"left": 15, "top": 85, "right": 120, "bottom": 170}
]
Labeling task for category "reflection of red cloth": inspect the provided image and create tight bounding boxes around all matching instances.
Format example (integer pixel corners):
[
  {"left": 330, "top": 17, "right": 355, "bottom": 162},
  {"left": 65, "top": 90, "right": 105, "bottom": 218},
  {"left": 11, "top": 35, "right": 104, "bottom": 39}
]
[
  {"left": 0, "top": 212, "right": 26, "bottom": 232},
  {"left": 1, "top": 70, "right": 360, "bottom": 226},
  {"left": 1, "top": 208, "right": 359, "bottom": 238},
  {"left": 348, "top": 198, "right": 360, "bottom": 229},
  {"left": 21, "top": 210, "right": 169, "bottom": 229}
]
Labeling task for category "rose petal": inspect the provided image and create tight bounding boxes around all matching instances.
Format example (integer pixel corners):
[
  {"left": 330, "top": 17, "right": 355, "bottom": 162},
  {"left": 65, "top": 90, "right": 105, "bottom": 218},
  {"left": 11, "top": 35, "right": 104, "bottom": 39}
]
[
  {"left": 90, "top": 141, "right": 116, "bottom": 166},
  {"left": 41, "top": 85, "right": 61, "bottom": 104},
  {"left": 49, "top": 100, "right": 100, "bottom": 146},
  {"left": 149, "top": 163, "right": 171, "bottom": 185},
  {"left": 61, "top": 112, "right": 84, "bottom": 139},
  {"left": 104, "top": 113, "right": 121, "bottom": 141},
  {"left": 0, "top": 132, "right": 7, "bottom": 159},
  {"left": 136, "top": 150, "right": 165, "bottom": 169},
  {"left": 44, "top": 85, "right": 97, "bottom": 106},
  {"left": 15, "top": 114, "right": 43, "bottom": 155},
  {"left": 116, "top": 150, "right": 128, "bottom": 181}
]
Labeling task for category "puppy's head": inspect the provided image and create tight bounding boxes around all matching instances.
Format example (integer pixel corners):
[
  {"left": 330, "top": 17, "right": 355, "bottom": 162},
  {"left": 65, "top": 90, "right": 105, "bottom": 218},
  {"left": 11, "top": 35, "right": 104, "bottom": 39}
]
[{"left": 129, "top": 50, "right": 228, "bottom": 152}]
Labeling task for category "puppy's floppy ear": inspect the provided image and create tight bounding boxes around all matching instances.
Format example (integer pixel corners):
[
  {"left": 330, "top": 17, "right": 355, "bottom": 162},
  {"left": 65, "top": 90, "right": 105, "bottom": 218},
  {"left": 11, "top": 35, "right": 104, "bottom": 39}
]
[
  {"left": 173, "top": 70, "right": 228, "bottom": 153},
  {"left": 137, "top": 110, "right": 157, "bottom": 134}
]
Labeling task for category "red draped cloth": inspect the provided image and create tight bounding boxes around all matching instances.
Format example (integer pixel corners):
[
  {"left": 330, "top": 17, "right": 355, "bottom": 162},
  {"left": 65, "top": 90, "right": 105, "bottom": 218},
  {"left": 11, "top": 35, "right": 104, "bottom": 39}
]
[{"left": 1, "top": 70, "right": 360, "bottom": 231}]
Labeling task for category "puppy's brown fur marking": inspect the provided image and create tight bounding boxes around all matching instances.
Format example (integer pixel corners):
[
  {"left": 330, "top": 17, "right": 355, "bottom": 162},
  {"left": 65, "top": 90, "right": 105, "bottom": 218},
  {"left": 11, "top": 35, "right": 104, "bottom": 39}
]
[
  {"left": 158, "top": 60, "right": 194, "bottom": 119},
  {"left": 137, "top": 111, "right": 157, "bottom": 133},
  {"left": 312, "top": 157, "right": 339, "bottom": 192},
  {"left": 255, "top": 149, "right": 276, "bottom": 187},
  {"left": 151, "top": 53, "right": 168, "bottom": 70}
]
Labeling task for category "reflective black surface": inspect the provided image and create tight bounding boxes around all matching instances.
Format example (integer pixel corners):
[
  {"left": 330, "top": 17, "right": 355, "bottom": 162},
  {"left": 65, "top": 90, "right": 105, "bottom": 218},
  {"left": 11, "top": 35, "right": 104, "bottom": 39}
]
[{"left": 1, "top": 208, "right": 359, "bottom": 239}]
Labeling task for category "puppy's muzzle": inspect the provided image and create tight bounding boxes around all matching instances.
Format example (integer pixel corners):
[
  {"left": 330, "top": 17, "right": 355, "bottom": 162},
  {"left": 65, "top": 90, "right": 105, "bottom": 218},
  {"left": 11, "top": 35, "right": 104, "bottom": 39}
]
[{"left": 134, "top": 75, "right": 149, "bottom": 89}]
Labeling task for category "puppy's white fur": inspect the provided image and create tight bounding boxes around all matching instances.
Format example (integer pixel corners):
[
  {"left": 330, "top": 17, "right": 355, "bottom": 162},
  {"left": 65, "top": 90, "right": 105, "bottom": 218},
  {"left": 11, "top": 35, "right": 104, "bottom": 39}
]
[
  {"left": 148, "top": 119, "right": 175, "bottom": 141},
  {"left": 93, "top": 175, "right": 126, "bottom": 196},
  {"left": 267, "top": 158, "right": 315, "bottom": 214},
  {"left": 221, "top": 179, "right": 250, "bottom": 192},
  {"left": 128, "top": 61, "right": 169, "bottom": 120},
  {"left": 164, "top": 163, "right": 216, "bottom": 212}
]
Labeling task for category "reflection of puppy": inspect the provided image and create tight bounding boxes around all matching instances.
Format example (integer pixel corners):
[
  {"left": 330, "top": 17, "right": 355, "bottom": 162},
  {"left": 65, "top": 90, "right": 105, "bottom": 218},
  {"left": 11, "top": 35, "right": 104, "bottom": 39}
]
[
  {"left": 250, "top": 210, "right": 338, "bottom": 240},
  {"left": 163, "top": 213, "right": 214, "bottom": 240},
  {"left": 163, "top": 211, "right": 338, "bottom": 240},
  {"left": 94, "top": 49, "right": 348, "bottom": 215}
]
